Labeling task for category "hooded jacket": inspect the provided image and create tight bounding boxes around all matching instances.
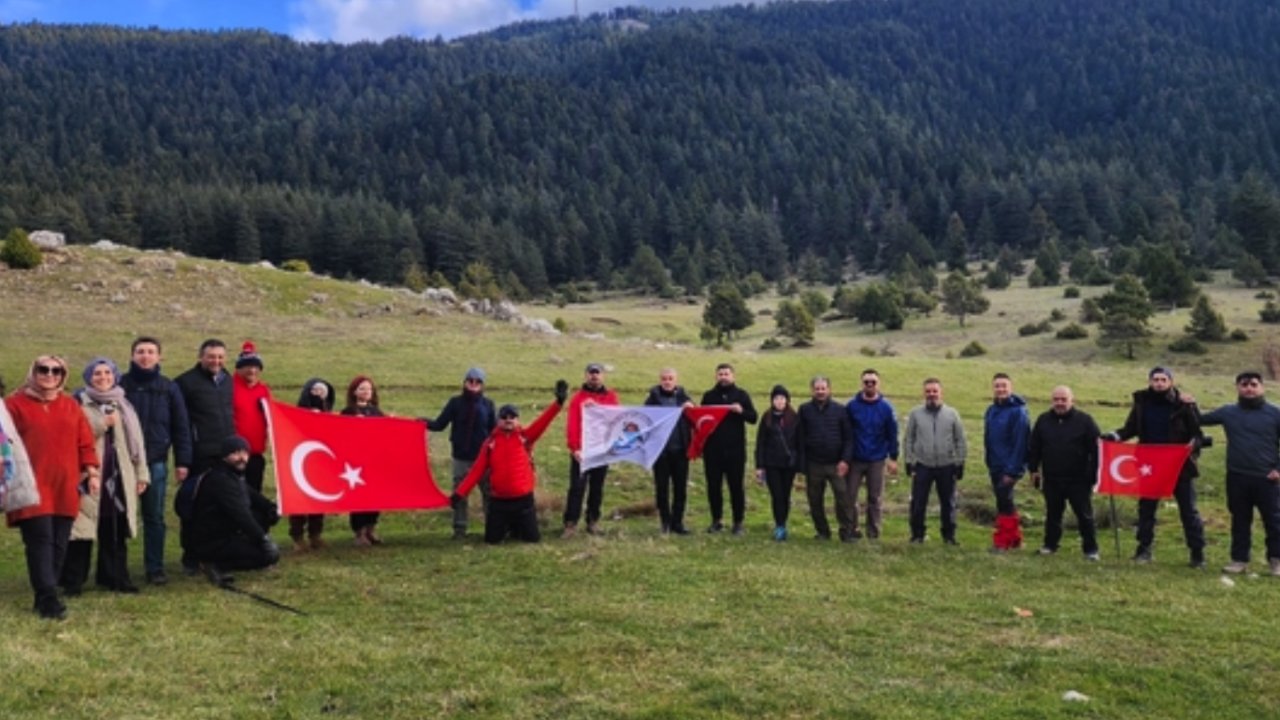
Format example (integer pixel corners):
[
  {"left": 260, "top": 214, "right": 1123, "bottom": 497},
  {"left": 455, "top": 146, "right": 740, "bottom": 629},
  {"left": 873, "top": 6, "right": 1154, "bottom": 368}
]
[
  {"left": 984, "top": 394, "right": 1030, "bottom": 479},
  {"left": 1115, "top": 386, "right": 1201, "bottom": 480},
  {"left": 846, "top": 393, "right": 899, "bottom": 463},
  {"left": 428, "top": 389, "right": 497, "bottom": 462}
]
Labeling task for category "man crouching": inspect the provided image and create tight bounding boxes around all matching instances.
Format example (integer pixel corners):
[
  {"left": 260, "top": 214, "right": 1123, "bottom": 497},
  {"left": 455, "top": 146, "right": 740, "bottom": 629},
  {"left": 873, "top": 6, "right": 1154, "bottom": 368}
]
[{"left": 184, "top": 435, "right": 280, "bottom": 584}]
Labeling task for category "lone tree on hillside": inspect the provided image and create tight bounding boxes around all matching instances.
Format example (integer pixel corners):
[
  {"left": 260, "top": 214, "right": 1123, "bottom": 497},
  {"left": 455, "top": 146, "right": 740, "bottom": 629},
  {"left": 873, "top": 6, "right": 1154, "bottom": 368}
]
[
  {"left": 941, "top": 271, "right": 991, "bottom": 327},
  {"left": 1097, "top": 274, "right": 1154, "bottom": 359},
  {"left": 703, "top": 281, "right": 753, "bottom": 345},
  {"left": 1185, "top": 295, "right": 1228, "bottom": 341},
  {"left": 1, "top": 227, "right": 41, "bottom": 269},
  {"left": 774, "top": 300, "right": 815, "bottom": 346}
]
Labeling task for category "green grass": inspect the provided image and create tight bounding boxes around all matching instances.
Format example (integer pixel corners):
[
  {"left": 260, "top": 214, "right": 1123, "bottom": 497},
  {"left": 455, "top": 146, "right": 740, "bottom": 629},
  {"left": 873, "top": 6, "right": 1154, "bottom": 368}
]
[{"left": 1, "top": 248, "right": 1278, "bottom": 719}]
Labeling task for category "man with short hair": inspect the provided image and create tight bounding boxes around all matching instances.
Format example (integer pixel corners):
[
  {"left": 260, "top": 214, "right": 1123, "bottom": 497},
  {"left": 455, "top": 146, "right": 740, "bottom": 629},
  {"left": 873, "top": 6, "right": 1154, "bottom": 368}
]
[
  {"left": 983, "top": 372, "right": 1030, "bottom": 551},
  {"left": 701, "top": 363, "right": 758, "bottom": 535},
  {"left": 845, "top": 369, "right": 898, "bottom": 540},
  {"left": 120, "top": 336, "right": 193, "bottom": 586},
  {"left": 796, "top": 375, "right": 852, "bottom": 540},
  {"left": 428, "top": 367, "right": 497, "bottom": 539},
  {"left": 1199, "top": 371, "right": 1280, "bottom": 576},
  {"left": 562, "top": 363, "right": 620, "bottom": 538},
  {"left": 1106, "top": 366, "right": 1206, "bottom": 568},
  {"left": 903, "top": 378, "right": 967, "bottom": 545},
  {"left": 1028, "top": 386, "right": 1101, "bottom": 560},
  {"left": 184, "top": 435, "right": 280, "bottom": 586},
  {"left": 175, "top": 339, "right": 235, "bottom": 475},
  {"left": 644, "top": 368, "right": 694, "bottom": 535}
]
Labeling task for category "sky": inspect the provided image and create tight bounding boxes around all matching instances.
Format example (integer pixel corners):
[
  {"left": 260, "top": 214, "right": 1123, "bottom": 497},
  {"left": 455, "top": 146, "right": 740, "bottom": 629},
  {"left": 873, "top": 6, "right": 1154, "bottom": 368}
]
[{"left": 0, "top": 0, "right": 743, "bottom": 42}]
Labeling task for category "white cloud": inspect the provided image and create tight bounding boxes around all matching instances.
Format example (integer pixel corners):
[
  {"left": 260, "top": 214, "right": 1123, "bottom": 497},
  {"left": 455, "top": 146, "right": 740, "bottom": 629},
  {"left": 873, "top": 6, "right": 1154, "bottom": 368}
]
[{"left": 289, "top": 0, "right": 742, "bottom": 43}]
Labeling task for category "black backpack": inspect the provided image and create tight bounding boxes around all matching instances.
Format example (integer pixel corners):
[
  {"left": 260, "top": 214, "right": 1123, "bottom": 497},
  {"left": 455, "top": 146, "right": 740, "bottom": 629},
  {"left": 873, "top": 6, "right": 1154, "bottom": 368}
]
[{"left": 173, "top": 470, "right": 210, "bottom": 522}]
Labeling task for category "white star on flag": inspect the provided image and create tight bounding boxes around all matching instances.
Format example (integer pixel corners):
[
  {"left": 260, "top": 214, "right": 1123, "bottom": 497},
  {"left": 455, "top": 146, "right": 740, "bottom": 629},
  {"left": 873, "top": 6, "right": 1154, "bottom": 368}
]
[
  {"left": 340, "top": 463, "right": 366, "bottom": 490},
  {"left": 1139, "top": 464, "right": 1153, "bottom": 476}
]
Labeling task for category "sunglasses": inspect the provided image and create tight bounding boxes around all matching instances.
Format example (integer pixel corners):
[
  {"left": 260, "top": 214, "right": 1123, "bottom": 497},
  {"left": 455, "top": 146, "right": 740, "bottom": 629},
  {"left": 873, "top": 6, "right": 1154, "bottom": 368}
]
[
  {"left": 35, "top": 365, "right": 66, "bottom": 377},
  {"left": 862, "top": 379, "right": 879, "bottom": 386}
]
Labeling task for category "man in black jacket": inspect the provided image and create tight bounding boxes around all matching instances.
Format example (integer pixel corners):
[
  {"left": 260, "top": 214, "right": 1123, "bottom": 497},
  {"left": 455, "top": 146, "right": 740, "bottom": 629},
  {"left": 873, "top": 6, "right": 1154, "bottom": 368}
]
[
  {"left": 427, "top": 367, "right": 497, "bottom": 539},
  {"left": 120, "top": 336, "right": 193, "bottom": 586},
  {"left": 645, "top": 368, "right": 694, "bottom": 535},
  {"left": 1106, "top": 366, "right": 1206, "bottom": 568},
  {"left": 700, "top": 363, "right": 758, "bottom": 535},
  {"left": 1028, "top": 386, "right": 1101, "bottom": 560},
  {"left": 185, "top": 436, "right": 280, "bottom": 584},
  {"left": 174, "top": 339, "right": 234, "bottom": 475},
  {"left": 796, "top": 376, "right": 853, "bottom": 540}
]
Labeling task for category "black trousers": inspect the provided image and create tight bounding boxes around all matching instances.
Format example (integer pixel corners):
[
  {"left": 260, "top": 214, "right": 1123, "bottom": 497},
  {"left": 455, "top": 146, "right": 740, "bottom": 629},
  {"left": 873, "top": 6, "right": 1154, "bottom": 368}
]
[
  {"left": 563, "top": 459, "right": 608, "bottom": 526},
  {"left": 1042, "top": 479, "right": 1097, "bottom": 554},
  {"left": 62, "top": 478, "right": 133, "bottom": 591},
  {"left": 18, "top": 515, "right": 74, "bottom": 611},
  {"left": 1136, "top": 475, "right": 1205, "bottom": 552},
  {"left": 245, "top": 454, "right": 266, "bottom": 494},
  {"left": 195, "top": 537, "right": 276, "bottom": 571},
  {"left": 763, "top": 467, "right": 795, "bottom": 527},
  {"left": 486, "top": 494, "right": 541, "bottom": 544},
  {"left": 704, "top": 453, "right": 746, "bottom": 525},
  {"left": 350, "top": 512, "right": 380, "bottom": 533},
  {"left": 1226, "top": 472, "right": 1280, "bottom": 562},
  {"left": 653, "top": 450, "right": 690, "bottom": 529},
  {"left": 909, "top": 465, "right": 958, "bottom": 541}
]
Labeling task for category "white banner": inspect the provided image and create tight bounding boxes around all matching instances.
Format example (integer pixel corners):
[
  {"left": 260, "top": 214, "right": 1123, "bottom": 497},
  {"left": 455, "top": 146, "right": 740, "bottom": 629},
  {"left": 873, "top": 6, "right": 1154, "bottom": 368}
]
[{"left": 581, "top": 405, "right": 682, "bottom": 472}]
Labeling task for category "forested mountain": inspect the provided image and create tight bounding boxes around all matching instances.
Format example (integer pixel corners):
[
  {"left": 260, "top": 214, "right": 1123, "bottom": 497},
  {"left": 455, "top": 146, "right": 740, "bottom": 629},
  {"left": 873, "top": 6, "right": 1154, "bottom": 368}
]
[{"left": 2, "top": 0, "right": 1280, "bottom": 295}]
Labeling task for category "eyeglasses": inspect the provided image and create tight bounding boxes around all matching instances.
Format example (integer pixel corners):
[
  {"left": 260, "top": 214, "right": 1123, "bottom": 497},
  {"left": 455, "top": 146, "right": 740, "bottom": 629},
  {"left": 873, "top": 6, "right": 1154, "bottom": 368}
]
[{"left": 35, "top": 365, "right": 66, "bottom": 377}]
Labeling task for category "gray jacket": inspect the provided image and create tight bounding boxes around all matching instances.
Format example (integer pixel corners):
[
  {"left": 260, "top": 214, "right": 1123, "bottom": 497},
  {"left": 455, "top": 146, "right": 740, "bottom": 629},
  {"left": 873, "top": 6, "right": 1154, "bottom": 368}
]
[{"left": 903, "top": 404, "right": 968, "bottom": 469}]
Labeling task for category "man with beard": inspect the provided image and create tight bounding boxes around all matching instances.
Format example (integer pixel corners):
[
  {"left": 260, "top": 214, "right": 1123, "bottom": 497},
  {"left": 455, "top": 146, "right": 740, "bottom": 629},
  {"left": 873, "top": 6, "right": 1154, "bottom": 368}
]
[
  {"left": 644, "top": 368, "right": 694, "bottom": 535},
  {"left": 562, "top": 363, "right": 620, "bottom": 538},
  {"left": 903, "top": 378, "right": 967, "bottom": 545},
  {"left": 845, "top": 369, "right": 899, "bottom": 540},
  {"left": 428, "top": 368, "right": 497, "bottom": 540},
  {"left": 1027, "top": 386, "right": 1101, "bottom": 561},
  {"left": 184, "top": 435, "right": 280, "bottom": 586},
  {"left": 700, "top": 363, "right": 758, "bottom": 535},
  {"left": 796, "top": 376, "right": 852, "bottom": 541}
]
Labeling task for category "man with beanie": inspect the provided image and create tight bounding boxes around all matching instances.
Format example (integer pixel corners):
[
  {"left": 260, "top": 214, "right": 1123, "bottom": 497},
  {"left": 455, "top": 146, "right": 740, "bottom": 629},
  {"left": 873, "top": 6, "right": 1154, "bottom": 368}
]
[
  {"left": 231, "top": 341, "right": 272, "bottom": 494},
  {"left": 451, "top": 382, "right": 567, "bottom": 545},
  {"left": 175, "top": 338, "right": 234, "bottom": 575},
  {"left": 796, "top": 376, "right": 853, "bottom": 541},
  {"left": 644, "top": 368, "right": 694, "bottom": 535},
  {"left": 184, "top": 435, "right": 280, "bottom": 586},
  {"left": 903, "top": 378, "right": 967, "bottom": 545},
  {"left": 1199, "top": 371, "right": 1280, "bottom": 576},
  {"left": 700, "top": 363, "right": 758, "bottom": 535},
  {"left": 562, "top": 363, "right": 619, "bottom": 538},
  {"left": 984, "top": 372, "right": 1030, "bottom": 552},
  {"left": 1105, "top": 366, "right": 1206, "bottom": 567},
  {"left": 845, "top": 369, "right": 898, "bottom": 540},
  {"left": 1028, "top": 386, "right": 1101, "bottom": 561},
  {"left": 427, "top": 367, "right": 497, "bottom": 539},
  {"left": 120, "top": 336, "right": 193, "bottom": 585}
]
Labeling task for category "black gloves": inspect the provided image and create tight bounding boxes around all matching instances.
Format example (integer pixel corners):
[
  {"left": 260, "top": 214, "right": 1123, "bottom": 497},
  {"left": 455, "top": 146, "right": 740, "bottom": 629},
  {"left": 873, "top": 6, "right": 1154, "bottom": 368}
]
[
  {"left": 904, "top": 462, "right": 915, "bottom": 478},
  {"left": 955, "top": 464, "right": 964, "bottom": 481},
  {"left": 262, "top": 536, "right": 281, "bottom": 565},
  {"left": 450, "top": 492, "right": 464, "bottom": 508},
  {"left": 554, "top": 379, "right": 569, "bottom": 404}
]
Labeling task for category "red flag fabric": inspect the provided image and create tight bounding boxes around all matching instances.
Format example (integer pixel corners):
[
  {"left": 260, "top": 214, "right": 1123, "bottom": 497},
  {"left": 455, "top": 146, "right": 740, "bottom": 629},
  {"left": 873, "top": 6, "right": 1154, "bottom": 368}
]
[
  {"left": 684, "top": 406, "right": 731, "bottom": 460},
  {"left": 1095, "top": 439, "right": 1193, "bottom": 499},
  {"left": 266, "top": 400, "right": 447, "bottom": 515}
]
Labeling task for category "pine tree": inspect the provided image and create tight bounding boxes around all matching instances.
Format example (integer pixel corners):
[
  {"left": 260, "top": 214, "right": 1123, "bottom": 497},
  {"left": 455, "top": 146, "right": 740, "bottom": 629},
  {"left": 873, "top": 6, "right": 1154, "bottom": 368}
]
[
  {"left": 774, "top": 300, "right": 815, "bottom": 346},
  {"left": 1098, "top": 274, "right": 1154, "bottom": 359},
  {"left": 1185, "top": 295, "right": 1228, "bottom": 341},
  {"left": 941, "top": 271, "right": 991, "bottom": 327}
]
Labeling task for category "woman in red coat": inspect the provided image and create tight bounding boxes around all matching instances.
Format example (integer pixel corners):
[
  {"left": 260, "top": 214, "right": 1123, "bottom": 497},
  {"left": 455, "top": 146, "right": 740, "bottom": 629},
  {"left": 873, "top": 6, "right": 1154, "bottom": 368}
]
[{"left": 5, "top": 355, "right": 99, "bottom": 620}]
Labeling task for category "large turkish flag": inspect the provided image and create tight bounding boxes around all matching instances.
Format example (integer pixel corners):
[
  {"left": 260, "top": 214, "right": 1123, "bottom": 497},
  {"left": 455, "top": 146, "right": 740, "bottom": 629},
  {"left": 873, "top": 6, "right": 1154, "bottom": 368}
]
[
  {"left": 1095, "top": 439, "right": 1193, "bottom": 499},
  {"left": 266, "top": 400, "right": 447, "bottom": 515}
]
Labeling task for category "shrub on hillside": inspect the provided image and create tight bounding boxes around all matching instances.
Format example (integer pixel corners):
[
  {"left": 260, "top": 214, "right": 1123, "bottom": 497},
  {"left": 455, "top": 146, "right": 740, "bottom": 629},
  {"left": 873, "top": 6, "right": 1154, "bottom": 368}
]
[
  {"left": 1260, "top": 301, "right": 1280, "bottom": 323},
  {"left": 1056, "top": 323, "right": 1089, "bottom": 339},
  {"left": 280, "top": 258, "right": 311, "bottom": 273},
  {"left": 1255, "top": 291, "right": 1275, "bottom": 300},
  {"left": 1, "top": 228, "right": 42, "bottom": 269},
  {"left": 1018, "top": 320, "right": 1053, "bottom": 336},
  {"left": 1049, "top": 308, "right": 1066, "bottom": 321},
  {"left": 958, "top": 340, "right": 987, "bottom": 357},
  {"left": 760, "top": 337, "right": 782, "bottom": 350},
  {"left": 1230, "top": 328, "right": 1249, "bottom": 341},
  {"left": 1063, "top": 286, "right": 1080, "bottom": 299},
  {"left": 1168, "top": 336, "right": 1208, "bottom": 354}
]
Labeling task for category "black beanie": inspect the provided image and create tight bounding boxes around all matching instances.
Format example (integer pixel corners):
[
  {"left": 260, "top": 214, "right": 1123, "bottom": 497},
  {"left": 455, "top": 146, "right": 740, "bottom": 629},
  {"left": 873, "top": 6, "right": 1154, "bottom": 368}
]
[{"left": 771, "top": 384, "right": 790, "bottom": 403}]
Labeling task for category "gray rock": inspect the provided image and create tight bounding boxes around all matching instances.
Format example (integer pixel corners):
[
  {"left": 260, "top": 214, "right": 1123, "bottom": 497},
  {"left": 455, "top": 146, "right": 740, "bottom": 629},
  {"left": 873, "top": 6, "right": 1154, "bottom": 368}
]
[
  {"left": 109, "top": 293, "right": 128, "bottom": 304},
  {"left": 92, "top": 239, "right": 121, "bottom": 250},
  {"left": 309, "top": 292, "right": 329, "bottom": 304},
  {"left": 524, "top": 318, "right": 561, "bottom": 335},
  {"left": 258, "top": 260, "right": 276, "bottom": 269},
  {"left": 28, "top": 230, "right": 65, "bottom": 250}
]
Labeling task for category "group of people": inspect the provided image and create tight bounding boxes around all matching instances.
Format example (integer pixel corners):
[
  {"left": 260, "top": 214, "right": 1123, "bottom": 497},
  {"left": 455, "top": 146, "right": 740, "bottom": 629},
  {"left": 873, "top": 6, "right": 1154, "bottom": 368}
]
[{"left": 4, "top": 337, "right": 1280, "bottom": 620}]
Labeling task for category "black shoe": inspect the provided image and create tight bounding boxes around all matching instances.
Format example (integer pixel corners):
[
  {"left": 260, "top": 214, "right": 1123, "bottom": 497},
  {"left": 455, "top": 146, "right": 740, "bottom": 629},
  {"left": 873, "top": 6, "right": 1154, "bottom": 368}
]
[
  {"left": 451, "top": 528, "right": 467, "bottom": 540},
  {"left": 114, "top": 583, "right": 141, "bottom": 595},
  {"left": 61, "top": 584, "right": 82, "bottom": 598},
  {"left": 146, "top": 571, "right": 169, "bottom": 586},
  {"left": 731, "top": 524, "right": 745, "bottom": 536},
  {"left": 182, "top": 562, "right": 200, "bottom": 577},
  {"left": 1132, "top": 546, "right": 1153, "bottom": 564},
  {"left": 909, "top": 536, "right": 925, "bottom": 544},
  {"left": 944, "top": 537, "right": 959, "bottom": 546},
  {"left": 200, "top": 564, "right": 234, "bottom": 587},
  {"left": 670, "top": 525, "right": 692, "bottom": 536},
  {"left": 37, "top": 600, "right": 67, "bottom": 621},
  {"left": 814, "top": 532, "right": 832, "bottom": 541},
  {"left": 706, "top": 522, "right": 724, "bottom": 534}
]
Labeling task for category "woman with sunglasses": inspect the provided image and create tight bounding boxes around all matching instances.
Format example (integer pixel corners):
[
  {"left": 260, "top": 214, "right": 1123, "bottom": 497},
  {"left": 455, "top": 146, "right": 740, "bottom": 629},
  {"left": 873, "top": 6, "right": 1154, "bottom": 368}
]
[
  {"left": 63, "top": 357, "right": 151, "bottom": 595},
  {"left": 4, "top": 356, "right": 99, "bottom": 620}
]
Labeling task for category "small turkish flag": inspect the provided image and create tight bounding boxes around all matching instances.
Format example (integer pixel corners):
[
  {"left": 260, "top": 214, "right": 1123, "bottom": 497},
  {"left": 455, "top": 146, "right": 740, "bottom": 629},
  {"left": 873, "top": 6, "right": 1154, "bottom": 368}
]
[
  {"left": 684, "top": 406, "right": 731, "bottom": 460},
  {"left": 1095, "top": 439, "right": 1193, "bottom": 499},
  {"left": 266, "top": 400, "right": 447, "bottom": 515}
]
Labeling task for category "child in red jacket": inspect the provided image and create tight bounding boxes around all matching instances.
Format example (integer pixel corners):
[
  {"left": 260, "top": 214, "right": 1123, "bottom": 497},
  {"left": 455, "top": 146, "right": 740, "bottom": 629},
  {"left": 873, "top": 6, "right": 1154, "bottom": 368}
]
[{"left": 452, "top": 381, "right": 566, "bottom": 544}]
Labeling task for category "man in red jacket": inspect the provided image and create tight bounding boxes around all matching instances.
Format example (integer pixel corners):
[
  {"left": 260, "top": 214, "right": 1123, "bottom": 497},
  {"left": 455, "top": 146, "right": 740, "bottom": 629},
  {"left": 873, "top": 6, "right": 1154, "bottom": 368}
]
[
  {"left": 231, "top": 341, "right": 272, "bottom": 494},
  {"left": 452, "top": 380, "right": 567, "bottom": 545},
  {"left": 562, "top": 363, "right": 620, "bottom": 538}
]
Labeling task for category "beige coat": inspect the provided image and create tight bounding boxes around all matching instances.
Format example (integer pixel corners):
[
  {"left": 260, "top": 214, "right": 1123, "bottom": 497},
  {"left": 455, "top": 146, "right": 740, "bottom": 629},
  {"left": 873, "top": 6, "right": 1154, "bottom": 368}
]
[{"left": 71, "top": 399, "right": 149, "bottom": 540}]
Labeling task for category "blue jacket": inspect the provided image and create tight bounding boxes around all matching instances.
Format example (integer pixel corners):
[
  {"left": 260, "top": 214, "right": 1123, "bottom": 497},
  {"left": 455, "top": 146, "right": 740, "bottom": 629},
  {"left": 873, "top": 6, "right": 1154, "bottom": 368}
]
[
  {"left": 846, "top": 394, "right": 899, "bottom": 462},
  {"left": 984, "top": 394, "right": 1030, "bottom": 478},
  {"left": 427, "top": 391, "right": 496, "bottom": 462},
  {"left": 121, "top": 362, "right": 194, "bottom": 468}
]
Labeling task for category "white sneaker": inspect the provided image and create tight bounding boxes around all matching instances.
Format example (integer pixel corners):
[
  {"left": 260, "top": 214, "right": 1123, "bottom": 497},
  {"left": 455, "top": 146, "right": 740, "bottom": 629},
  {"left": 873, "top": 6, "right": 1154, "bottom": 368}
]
[
  {"left": 1222, "top": 561, "right": 1248, "bottom": 575},
  {"left": 1085, "top": 552, "right": 1100, "bottom": 562},
  {"left": 1037, "top": 546, "right": 1056, "bottom": 556}
]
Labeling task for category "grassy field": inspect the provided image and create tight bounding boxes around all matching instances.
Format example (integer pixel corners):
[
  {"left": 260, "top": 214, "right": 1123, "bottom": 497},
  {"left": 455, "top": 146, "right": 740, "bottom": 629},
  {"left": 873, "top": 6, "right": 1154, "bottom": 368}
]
[{"left": 1, "top": 247, "right": 1278, "bottom": 719}]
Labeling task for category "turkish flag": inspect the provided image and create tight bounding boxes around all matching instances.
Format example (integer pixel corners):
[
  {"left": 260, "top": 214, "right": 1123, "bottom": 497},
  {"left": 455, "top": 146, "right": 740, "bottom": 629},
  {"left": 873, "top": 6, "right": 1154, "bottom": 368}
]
[
  {"left": 684, "top": 406, "right": 731, "bottom": 460},
  {"left": 266, "top": 400, "right": 448, "bottom": 515},
  {"left": 1095, "top": 439, "right": 1193, "bottom": 499}
]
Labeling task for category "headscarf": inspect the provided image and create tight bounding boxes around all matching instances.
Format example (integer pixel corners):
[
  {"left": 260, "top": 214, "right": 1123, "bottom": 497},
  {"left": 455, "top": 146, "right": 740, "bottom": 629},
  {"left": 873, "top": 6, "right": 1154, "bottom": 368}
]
[
  {"left": 77, "top": 356, "right": 147, "bottom": 466},
  {"left": 20, "top": 355, "right": 69, "bottom": 402}
]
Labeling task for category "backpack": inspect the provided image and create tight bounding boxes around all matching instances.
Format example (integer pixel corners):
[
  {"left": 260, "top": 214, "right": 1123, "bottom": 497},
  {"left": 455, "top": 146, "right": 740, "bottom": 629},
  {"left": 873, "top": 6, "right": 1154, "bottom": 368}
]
[{"left": 173, "top": 470, "right": 210, "bottom": 522}]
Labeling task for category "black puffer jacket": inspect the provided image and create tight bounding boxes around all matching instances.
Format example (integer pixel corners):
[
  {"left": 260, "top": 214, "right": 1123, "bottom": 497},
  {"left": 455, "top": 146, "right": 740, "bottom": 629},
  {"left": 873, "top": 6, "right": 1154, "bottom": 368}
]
[{"left": 755, "top": 409, "right": 800, "bottom": 470}]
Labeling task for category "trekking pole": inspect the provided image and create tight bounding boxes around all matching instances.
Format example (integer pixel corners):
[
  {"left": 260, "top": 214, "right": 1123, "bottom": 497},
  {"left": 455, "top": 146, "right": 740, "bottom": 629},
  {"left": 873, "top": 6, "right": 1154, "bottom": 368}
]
[{"left": 217, "top": 582, "right": 308, "bottom": 616}]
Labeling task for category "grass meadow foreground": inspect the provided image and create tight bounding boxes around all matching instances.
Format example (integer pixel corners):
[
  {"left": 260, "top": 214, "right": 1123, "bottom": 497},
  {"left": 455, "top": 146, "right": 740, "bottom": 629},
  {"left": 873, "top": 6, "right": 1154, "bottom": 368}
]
[{"left": 1, "top": 247, "right": 1278, "bottom": 718}]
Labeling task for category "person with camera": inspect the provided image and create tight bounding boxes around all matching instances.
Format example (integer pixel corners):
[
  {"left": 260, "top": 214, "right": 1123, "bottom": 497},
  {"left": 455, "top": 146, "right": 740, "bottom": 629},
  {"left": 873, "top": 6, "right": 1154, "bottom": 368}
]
[{"left": 1103, "top": 366, "right": 1206, "bottom": 568}]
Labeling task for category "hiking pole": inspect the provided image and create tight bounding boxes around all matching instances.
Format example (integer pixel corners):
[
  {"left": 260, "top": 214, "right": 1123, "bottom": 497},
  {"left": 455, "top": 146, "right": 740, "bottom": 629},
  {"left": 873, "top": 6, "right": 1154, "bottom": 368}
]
[{"left": 217, "top": 582, "right": 308, "bottom": 616}]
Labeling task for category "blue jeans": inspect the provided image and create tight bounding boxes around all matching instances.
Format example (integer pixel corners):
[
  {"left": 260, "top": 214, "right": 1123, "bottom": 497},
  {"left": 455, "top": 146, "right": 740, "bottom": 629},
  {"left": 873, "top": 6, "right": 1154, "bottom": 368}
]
[{"left": 140, "top": 461, "right": 169, "bottom": 576}]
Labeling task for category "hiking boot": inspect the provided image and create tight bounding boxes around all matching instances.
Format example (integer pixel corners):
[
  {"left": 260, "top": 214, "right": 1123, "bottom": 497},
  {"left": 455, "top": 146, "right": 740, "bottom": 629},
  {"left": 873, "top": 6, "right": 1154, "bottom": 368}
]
[
  {"left": 1132, "top": 546, "right": 1153, "bottom": 564},
  {"left": 200, "top": 563, "right": 234, "bottom": 587},
  {"left": 706, "top": 522, "right": 724, "bottom": 534},
  {"left": 944, "top": 537, "right": 959, "bottom": 546},
  {"left": 670, "top": 525, "right": 692, "bottom": 536},
  {"left": 1189, "top": 548, "right": 1205, "bottom": 569},
  {"left": 1222, "top": 561, "right": 1248, "bottom": 575},
  {"left": 1270, "top": 558, "right": 1280, "bottom": 577},
  {"left": 309, "top": 535, "right": 326, "bottom": 550},
  {"left": 146, "top": 571, "right": 169, "bottom": 586},
  {"left": 586, "top": 522, "right": 603, "bottom": 537},
  {"left": 660, "top": 523, "right": 671, "bottom": 535},
  {"left": 37, "top": 598, "right": 67, "bottom": 621},
  {"left": 354, "top": 532, "right": 373, "bottom": 547},
  {"left": 731, "top": 524, "right": 745, "bottom": 536},
  {"left": 560, "top": 523, "right": 578, "bottom": 540},
  {"left": 814, "top": 532, "right": 831, "bottom": 541},
  {"left": 1037, "top": 546, "right": 1056, "bottom": 556},
  {"left": 452, "top": 527, "right": 467, "bottom": 540},
  {"left": 365, "top": 528, "right": 383, "bottom": 545}
]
